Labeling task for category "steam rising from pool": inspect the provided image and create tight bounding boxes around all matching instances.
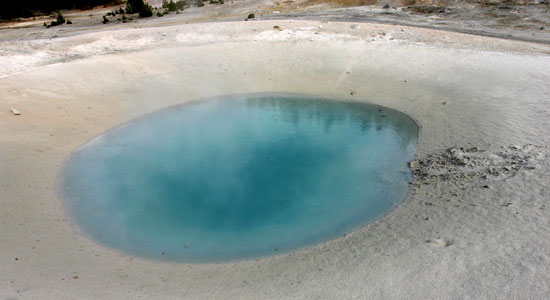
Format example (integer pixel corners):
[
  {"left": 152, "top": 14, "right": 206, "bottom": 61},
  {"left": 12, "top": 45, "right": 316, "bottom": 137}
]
[{"left": 61, "top": 94, "right": 418, "bottom": 262}]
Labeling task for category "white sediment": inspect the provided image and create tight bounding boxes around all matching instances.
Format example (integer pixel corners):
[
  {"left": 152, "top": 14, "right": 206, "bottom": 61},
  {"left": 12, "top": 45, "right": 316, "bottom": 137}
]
[{"left": 1, "top": 20, "right": 550, "bottom": 299}]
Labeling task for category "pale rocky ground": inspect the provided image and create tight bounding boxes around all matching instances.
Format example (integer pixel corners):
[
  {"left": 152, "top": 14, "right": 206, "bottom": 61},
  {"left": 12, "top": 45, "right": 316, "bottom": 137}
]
[{"left": 1, "top": 1, "right": 550, "bottom": 300}]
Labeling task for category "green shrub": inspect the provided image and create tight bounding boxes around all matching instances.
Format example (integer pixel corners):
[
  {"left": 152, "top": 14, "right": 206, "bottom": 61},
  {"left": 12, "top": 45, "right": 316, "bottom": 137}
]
[
  {"left": 139, "top": 4, "right": 153, "bottom": 17},
  {"left": 197, "top": 0, "right": 204, "bottom": 7},
  {"left": 55, "top": 12, "right": 65, "bottom": 24},
  {"left": 125, "top": 0, "right": 140, "bottom": 13},
  {"left": 170, "top": 2, "right": 178, "bottom": 11},
  {"left": 166, "top": 1, "right": 177, "bottom": 11},
  {"left": 162, "top": 0, "right": 184, "bottom": 11},
  {"left": 126, "top": 0, "right": 153, "bottom": 17},
  {"left": 47, "top": 12, "right": 66, "bottom": 27}
]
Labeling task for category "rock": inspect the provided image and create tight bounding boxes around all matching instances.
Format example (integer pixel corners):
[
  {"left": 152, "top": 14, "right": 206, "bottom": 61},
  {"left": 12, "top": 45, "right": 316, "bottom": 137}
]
[
  {"left": 383, "top": 4, "right": 390, "bottom": 9},
  {"left": 350, "top": 24, "right": 357, "bottom": 29},
  {"left": 409, "top": 144, "right": 548, "bottom": 194},
  {"left": 408, "top": 5, "right": 446, "bottom": 14},
  {"left": 408, "top": 160, "right": 420, "bottom": 170},
  {"left": 448, "top": 147, "right": 468, "bottom": 166},
  {"left": 10, "top": 108, "right": 21, "bottom": 115},
  {"left": 273, "top": 25, "right": 281, "bottom": 31},
  {"left": 426, "top": 238, "right": 452, "bottom": 247},
  {"left": 247, "top": 13, "right": 255, "bottom": 19}
]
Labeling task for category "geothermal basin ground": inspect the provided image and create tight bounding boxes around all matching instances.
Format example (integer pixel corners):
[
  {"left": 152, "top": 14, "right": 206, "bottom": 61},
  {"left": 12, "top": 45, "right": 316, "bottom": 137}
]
[{"left": 1, "top": 7, "right": 550, "bottom": 300}]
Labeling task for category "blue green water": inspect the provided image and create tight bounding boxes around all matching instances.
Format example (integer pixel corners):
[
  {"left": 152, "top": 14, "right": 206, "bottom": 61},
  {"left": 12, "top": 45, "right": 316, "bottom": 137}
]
[{"left": 61, "top": 94, "right": 418, "bottom": 262}]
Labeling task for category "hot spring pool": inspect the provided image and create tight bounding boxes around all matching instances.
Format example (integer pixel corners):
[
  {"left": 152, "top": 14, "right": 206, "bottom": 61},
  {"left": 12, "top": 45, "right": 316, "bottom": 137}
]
[{"left": 61, "top": 94, "right": 418, "bottom": 262}]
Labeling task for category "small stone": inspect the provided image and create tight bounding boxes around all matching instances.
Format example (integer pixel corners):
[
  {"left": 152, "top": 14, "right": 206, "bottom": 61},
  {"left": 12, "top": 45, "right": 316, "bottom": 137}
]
[
  {"left": 540, "top": 27, "right": 545, "bottom": 30},
  {"left": 247, "top": 13, "right": 255, "bottom": 19},
  {"left": 10, "top": 108, "right": 21, "bottom": 115},
  {"left": 383, "top": 4, "right": 390, "bottom": 9},
  {"left": 408, "top": 160, "right": 420, "bottom": 169},
  {"left": 441, "top": 101, "right": 447, "bottom": 105},
  {"left": 273, "top": 25, "right": 281, "bottom": 31},
  {"left": 426, "top": 238, "right": 451, "bottom": 247},
  {"left": 72, "top": 275, "right": 79, "bottom": 279},
  {"left": 350, "top": 24, "right": 357, "bottom": 29}
]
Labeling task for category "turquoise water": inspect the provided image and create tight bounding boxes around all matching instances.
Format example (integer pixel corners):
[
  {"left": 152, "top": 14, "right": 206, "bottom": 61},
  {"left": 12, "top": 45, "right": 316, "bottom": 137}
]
[{"left": 61, "top": 94, "right": 418, "bottom": 262}]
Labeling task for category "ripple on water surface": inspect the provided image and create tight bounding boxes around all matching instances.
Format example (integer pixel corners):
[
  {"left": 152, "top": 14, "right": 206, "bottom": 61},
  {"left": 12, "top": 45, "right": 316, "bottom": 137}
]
[{"left": 61, "top": 94, "right": 418, "bottom": 262}]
